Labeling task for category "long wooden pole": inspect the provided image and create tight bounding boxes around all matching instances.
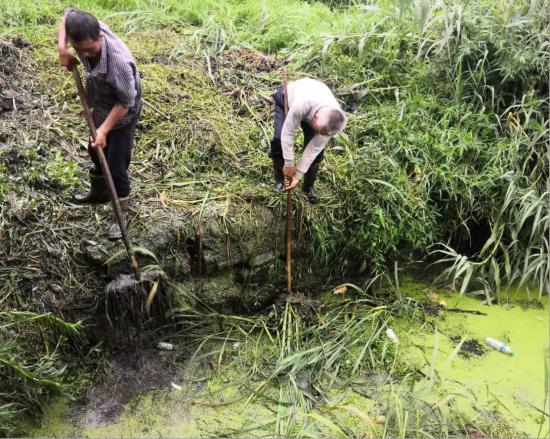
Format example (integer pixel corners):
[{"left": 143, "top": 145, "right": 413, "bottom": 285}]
[
  {"left": 283, "top": 70, "right": 292, "bottom": 294},
  {"left": 71, "top": 65, "right": 141, "bottom": 281}
]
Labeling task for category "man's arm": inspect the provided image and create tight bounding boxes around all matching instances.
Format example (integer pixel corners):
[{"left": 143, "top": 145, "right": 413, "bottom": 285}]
[
  {"left": 284, "top": 134, "right": 330, "bottom": 190},
  {"left": 295, "top": 135, "right": 330, "bottom": 178},
  {"left": 91, "top": 62, "right": 137, "bottom": 148},
  {"left": 91, "top": 104, "right": 129, "bottom": 148},
  {"left": 281, "top": 102, "right": 309, "bottom": 180},
  {"left": 57, "top": 11, "right": 77, "bottom": 70}
]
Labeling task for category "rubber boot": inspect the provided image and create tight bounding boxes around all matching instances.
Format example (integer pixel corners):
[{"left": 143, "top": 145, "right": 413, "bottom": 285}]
[
  {"left": 302, "top": 162, "right": 321, "bottom": 205},
  {"left": 108, "top": 197, "right": 129, "bottom": 241},
  {"left": 72, "top": 171, "right": 110, "bottom": 204},
  {"left": 272, "top": 157, "right": 285, "bottom": 193}
]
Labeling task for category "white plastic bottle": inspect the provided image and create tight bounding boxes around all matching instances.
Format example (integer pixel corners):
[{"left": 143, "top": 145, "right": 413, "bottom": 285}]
[
  {"left": 156, "top": 341, "right": 174, "bottom": 351},
  {"left": 485, "top": 337, "right": 514, "bottom": 355},
  {"left": 386, "top": 328, "right": 399, "bottom": 344}
]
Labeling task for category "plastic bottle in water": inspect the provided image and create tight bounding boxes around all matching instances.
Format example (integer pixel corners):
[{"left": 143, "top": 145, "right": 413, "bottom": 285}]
[
  {"left": 485, "top": 337, "right": 514, "bottom": 355},
  {"left": 386, "top": 328, "right": 399, "bottom": 344}
]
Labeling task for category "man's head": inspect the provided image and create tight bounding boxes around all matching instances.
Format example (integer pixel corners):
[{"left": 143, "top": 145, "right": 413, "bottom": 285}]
[
  {"left": 313, "top": 107, "right": 347, "bottom": 136},
  {"left": 65, "top": 10, "right": 103, "bottom": 58}
]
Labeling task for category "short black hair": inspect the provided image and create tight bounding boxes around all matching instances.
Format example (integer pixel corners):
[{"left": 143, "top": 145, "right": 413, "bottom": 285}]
[{"left": 65, "top": 10, "right": 100, "bottom": 43}]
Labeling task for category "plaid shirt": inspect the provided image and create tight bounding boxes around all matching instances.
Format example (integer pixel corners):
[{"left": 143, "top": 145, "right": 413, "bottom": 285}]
[{"left": 65, "top": 9, "right": 141, "bottom": 128}]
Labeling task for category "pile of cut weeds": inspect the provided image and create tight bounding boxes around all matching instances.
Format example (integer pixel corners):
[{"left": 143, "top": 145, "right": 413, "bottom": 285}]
[
  {"left": 0, "top": 36, "right": 33, "bottom": 114},
  {"left": 0, "top": 36, "right": 106, "bottom": 313}
]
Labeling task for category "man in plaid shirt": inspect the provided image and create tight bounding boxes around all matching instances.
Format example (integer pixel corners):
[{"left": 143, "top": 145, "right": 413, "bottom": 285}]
[{"left": 58, "top": 8, "right": 141, "bottom": 240}]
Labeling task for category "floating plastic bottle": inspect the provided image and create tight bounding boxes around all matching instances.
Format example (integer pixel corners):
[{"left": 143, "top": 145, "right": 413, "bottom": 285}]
[
  {"left": 485, "top": 337, "right": 514, "bottom": 355},
  {"left": 386, "top": 328, "right": 399, "bottom": 344}
]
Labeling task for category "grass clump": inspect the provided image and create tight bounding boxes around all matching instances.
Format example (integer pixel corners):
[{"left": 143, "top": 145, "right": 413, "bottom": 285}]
[
  {"left": 171, "top": 285, "right": 398, "bottom": 436},
  {"left": 0, "top": 311, "right": 88, "bottom": 437}
]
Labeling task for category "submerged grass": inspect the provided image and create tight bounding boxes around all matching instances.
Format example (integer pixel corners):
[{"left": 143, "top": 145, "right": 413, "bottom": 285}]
[
  {"left": 170, "top": 284, "right": 398, "bottom": 436},
  {"left": 165, "top": 276, "right": 548, "bottom": 438}
]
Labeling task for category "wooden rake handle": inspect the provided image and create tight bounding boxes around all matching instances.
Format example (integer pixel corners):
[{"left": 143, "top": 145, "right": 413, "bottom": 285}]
[
  {"left": 283, "top": 70, "right": 292, "bottom": 294},
  {"left": 71, "top": 65, "right": 141, "bottom": 281}
]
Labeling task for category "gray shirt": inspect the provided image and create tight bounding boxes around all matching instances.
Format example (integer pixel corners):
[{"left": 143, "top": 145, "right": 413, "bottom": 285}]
[
  {"left": 65, "top": 9, "right": 141, "bottom": 128},
  {"left": 282, "top": 78, "right": 341, "bottom": 178}
]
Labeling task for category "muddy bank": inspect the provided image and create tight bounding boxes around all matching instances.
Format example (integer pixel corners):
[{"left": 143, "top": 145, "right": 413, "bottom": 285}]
[
  {"left": 3, "top": 15, "right": 547, "bottom": 437},
  {"left": 76, "top": 348, "right": 181, "bottom": 429},
  {"left": 0, "top": 31, "right": 318, "bottom": 320},
  {"left": 0, "top": 36, "right": 34, "bottom": 114}
]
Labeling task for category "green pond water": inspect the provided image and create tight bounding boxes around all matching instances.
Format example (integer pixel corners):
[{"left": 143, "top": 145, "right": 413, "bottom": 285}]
[
  {"left": 30, "top": 281, "right": 549, "bottom": 438},
  {"left": 397, "top": 281, "right": 549, "bottom": 437}
]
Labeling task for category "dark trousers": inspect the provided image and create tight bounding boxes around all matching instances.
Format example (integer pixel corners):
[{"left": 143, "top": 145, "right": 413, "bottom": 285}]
[
  {"left": 269, "top": 86, "right": 324, "bottom": 165},
  {"left": 88, "top": 114, "right": 139, "bottom": 198}
]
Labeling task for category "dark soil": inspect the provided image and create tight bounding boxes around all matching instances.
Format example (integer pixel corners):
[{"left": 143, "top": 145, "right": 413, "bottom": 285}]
[
  {"left": 0, "top": 36, "right": 36, "bottom": 115},
  {"left": 465, "top": 425, "right": 489, "bottom": 438},
  {"left": 421, "top": 301, "right": 443, "bottom": 316},
  {"left": 450, "top": 336, "right": 487, "bottom": 359},
  {"left": 268, "top": 290, "right": 322, "bottom": 325},
  {"left": 214, "top": 48, "right": 280, "bottom": 77},
  {"left": 211, "top": 47, "right": 282, "bottom": 116},
  {"left": 517, "top": 299, "right": 544, "bottom": 310},
  {"left": 73, "top": 347, "right": 182, "bottom": 428}
]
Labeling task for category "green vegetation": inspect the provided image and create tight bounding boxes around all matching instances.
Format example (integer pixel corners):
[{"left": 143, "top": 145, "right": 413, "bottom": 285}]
[
  {"left": 0, "top": 312, "right": 89, "bottom": 437},
  {"left": 0, "top": 0, "right": 548, "bottom": 437},
  {"left": 1, "top": 0, "right": 548, "bottom": 293}
]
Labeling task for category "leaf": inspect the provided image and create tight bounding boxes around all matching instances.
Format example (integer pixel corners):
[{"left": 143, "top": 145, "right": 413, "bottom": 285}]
[
  {"left": 479, "top": 233, "right": 496, "bottom": 258},
  {"left": 321, "top": 37, "right": 334, "bottom": 66},
  {"left": 358, "top": 35, "right": 368, "bottom": 59},
  {"left": 145, "top": 281, "right": 159, "bottom": 315},
  {"left": 133, "top": 246, "right": 159, "bottom": 262},
  {"left": 459, "top": 265, "right": 473, "bottom": 295},
  {"left": 308, "top": 412, "right": 347, "bottom": 438},
  {"left": 104, "top": 248, "right": 127, "bottom": 265},
  {"left": 446, "top": 335, "right": 466, "bottom": 366},
  {"left": 490, "top": 257, "right": 500, "bottom": 294},
  {"left": 333, "top": 285, "right": 348, "bottom": 295},
  {"left": 366, "top": 178, "right": 406, "bottom": 200}
]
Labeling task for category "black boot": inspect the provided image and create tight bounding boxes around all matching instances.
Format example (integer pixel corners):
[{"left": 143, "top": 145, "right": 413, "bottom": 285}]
[
  {"left": 272, "top": 158, "right": 285, "bottom": 193},
  {"left": 108, "top": 197, "right": 129, "bottom": 241},
  {"left": 303, "top": 162, "right": 321, "bottom": 205},
  {"left": 72, "top": 171, "right": 110, "bottom": 204}
]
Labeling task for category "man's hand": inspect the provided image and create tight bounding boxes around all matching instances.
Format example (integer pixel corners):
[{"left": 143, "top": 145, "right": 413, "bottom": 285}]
[
  {"left": 285, "top": 175, "right": 300, "bottom": 191},
  {"left": 58, "top": 48, "right": 77, "bottom": 70},
  {"left": 283, "top": 166, "right": 295, "bottom": 181},
  {"left": 91, "top": 128, "right": 107, "bottom": 149}
]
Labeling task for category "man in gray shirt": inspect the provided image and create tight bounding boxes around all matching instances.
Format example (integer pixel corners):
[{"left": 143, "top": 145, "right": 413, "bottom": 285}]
[
  {"left": 58, "top": 8, "right": 141, "bottom": 240},
  {"left": 270, "top": 78, "right": 347, "bottom": 203}
]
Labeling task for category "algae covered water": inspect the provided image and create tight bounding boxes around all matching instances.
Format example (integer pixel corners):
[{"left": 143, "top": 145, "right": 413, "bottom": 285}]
[
  {"left": 30, "top": 281, "right": 549, "bottom": 438},
  {"left": 397, "top": 280, "right": 549, "bottom": 438}
]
